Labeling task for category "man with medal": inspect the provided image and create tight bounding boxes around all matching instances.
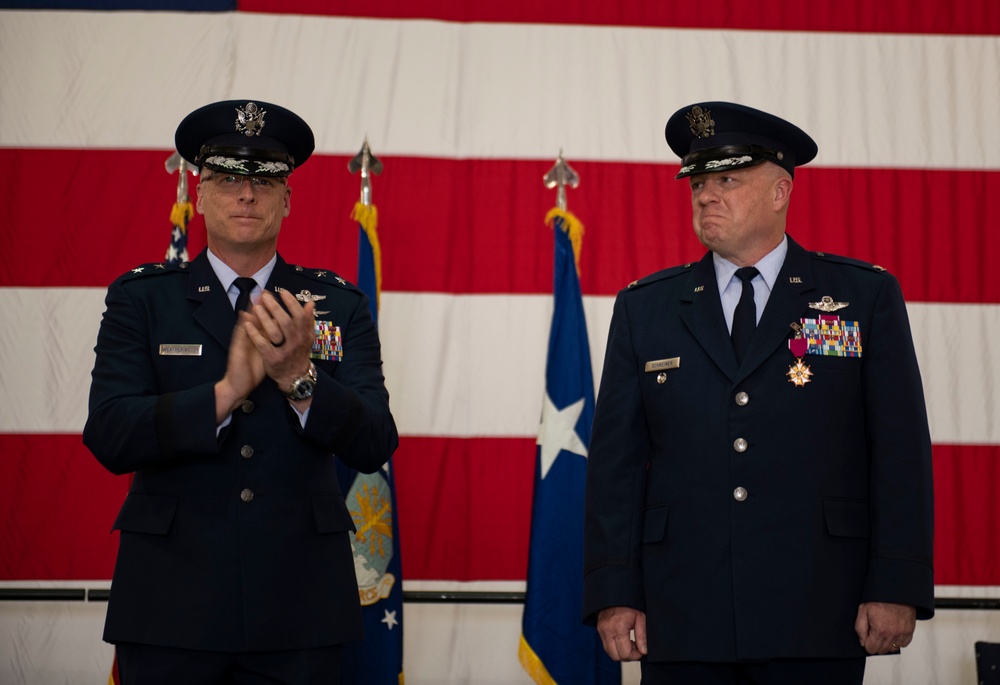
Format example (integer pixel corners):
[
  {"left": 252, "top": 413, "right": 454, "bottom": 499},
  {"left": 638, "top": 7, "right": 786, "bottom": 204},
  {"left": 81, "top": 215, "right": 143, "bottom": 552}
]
[
  {"left": 84, "top": 100, "right": 398, "bottom": 684},
  {"left": 583, "top": 102, "right": 933, "bottom": 684}
]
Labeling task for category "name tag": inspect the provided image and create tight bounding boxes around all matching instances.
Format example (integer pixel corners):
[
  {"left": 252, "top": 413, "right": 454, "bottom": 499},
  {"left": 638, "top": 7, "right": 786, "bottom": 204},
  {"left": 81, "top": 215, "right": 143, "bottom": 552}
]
[
  {"left": 644, "top": 357, "right": 680, "bottom": 372},
  {"left": 159, "top": 344, "right": 202, "bottom": 356}
]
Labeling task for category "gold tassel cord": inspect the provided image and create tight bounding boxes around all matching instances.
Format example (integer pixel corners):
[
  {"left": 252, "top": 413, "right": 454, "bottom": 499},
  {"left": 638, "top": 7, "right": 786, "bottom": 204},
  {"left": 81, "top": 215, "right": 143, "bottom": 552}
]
[
  {"left": 169, "top": 201, "right": 194, "bottom": 231},
  {"left": 351, "top": 202, "right": 382, "bottom": 311},
  {"left": 544, "top": 208, "right": 584, "bottom": 276}
]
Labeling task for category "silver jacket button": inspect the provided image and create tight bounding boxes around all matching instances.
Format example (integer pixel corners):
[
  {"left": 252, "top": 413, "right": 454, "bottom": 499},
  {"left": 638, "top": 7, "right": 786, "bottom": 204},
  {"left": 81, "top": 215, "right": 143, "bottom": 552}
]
[
  {"left": 240, "top": 488, "right": 254, "bottom": 502},
  {"left": 735, "top": 391, "right": 749, "bottom": 406},
  {"left": 733, "top": 438, "right": 748, "bottom": 452},
  {"left": 733, "top": 487, "right": 748, "bottom": 502},
  {"left": 240, "top": 445, "right": 254, "bottom": 459}
]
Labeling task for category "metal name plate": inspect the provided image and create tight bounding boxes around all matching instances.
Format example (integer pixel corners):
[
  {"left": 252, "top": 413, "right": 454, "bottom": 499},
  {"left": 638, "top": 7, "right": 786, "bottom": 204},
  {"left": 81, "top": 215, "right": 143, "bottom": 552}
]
[
  {"left": 159, "top": 344, "right": 202, "bottom": 356},
  {"left": 644, "top": 357, "right": 680, "bottom": 372}
]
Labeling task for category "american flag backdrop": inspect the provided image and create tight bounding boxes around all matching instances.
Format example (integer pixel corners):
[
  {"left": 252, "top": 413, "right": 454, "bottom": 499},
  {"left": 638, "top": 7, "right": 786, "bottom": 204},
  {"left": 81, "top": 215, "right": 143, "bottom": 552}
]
[{"left": 0, "top": 2, "right": 998, "bottom": 683}]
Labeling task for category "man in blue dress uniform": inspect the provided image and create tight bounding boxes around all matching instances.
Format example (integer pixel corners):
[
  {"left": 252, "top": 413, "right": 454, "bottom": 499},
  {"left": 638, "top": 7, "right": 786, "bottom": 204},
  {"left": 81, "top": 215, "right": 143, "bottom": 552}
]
[
  {"left": 84, "top": 100, "right": 398, "bottom": 684},
  {"left": 583, "top": 102, "right": 934, "bottom": 684}
]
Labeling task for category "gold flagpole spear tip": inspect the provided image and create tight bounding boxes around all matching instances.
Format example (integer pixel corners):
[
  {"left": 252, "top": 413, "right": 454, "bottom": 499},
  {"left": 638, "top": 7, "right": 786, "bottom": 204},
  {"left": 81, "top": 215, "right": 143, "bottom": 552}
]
[
  {"left": 164, "top": 150, "right": 198, "bottom": 203},
  {"left": 348, "top": 137, "right": 384, "bottom": 207},
  {"left": 543, "top": 148, "right": 579, "bottom": 212}
]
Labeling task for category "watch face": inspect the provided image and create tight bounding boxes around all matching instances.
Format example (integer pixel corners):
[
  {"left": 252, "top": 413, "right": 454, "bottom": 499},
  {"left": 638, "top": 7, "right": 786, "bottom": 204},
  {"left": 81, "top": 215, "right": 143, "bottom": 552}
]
[{"left": 288, "top": 378, "right": 315, "bottom": 400}]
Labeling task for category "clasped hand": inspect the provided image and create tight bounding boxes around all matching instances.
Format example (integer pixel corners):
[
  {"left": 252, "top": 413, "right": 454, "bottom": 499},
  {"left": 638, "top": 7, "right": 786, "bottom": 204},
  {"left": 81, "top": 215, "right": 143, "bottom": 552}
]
[{"left": 217, "top": 290, "right": 316, "bottom": 419}]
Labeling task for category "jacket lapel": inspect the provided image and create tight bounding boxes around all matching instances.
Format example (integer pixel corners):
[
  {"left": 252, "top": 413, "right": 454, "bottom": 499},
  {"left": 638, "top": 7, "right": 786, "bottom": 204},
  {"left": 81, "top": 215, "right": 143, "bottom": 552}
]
[
  {"left": 263, "top": 254, "right": 296, "bottom": 300},
  {"left": 679, "top": 252, "right": 740, "bottom": 381},
  {"left": 734, "top": 236, "right": 816, "bottom": 384},
  {"left": 189, "top": 251, "right": 239, "bottom": 350}
]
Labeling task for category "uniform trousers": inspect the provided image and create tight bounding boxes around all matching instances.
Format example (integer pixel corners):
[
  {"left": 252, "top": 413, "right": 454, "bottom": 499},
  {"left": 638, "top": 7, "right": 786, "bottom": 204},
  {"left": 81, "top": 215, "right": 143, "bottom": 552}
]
[
  {"left": 640, "top": 657, "right": 866, "bottom": 685},
  {"left": 115, "top": 642, "right": 343, "bottom": 685}
]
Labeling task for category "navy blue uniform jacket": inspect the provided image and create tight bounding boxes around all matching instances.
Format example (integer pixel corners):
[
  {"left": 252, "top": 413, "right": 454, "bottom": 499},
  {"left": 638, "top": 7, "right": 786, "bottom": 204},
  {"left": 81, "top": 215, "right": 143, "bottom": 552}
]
[
  {"left": 84, "top": 250, "right": 398, "bottom": 652},
  {"left": 583, "top": 236, "right": 933, "bottom": 662}
]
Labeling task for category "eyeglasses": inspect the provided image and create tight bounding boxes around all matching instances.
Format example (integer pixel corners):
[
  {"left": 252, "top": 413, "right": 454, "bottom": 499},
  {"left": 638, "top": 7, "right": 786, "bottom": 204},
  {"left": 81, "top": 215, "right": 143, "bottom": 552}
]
[{"left": 203, "top": 173, "right": 288, "bottom": 195}]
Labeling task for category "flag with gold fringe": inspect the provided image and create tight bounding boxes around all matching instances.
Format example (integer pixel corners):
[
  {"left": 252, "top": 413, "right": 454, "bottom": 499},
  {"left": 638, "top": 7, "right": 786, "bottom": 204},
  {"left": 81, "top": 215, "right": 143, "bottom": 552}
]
[
  {"left": 337, "top": 199, "right": 404, "bottom": 685},
  {"left": 519, "top": 209, "right": 620, "bottom": 685},
  {"left": 165, "top": 198, "right": 192, "bottom": 264}
]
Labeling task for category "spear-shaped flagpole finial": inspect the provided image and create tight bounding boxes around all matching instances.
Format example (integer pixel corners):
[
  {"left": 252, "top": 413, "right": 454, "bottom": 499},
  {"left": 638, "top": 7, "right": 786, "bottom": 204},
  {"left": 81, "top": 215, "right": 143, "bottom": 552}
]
[
  {"left": 543, "top": 149, "right": 580, "bottom": 212},
  {"left": 348, "top": 137, "right": 384, "bottom": 206},
  {"left": 164, "top": 150, "right": 198, "bottom": 203}
]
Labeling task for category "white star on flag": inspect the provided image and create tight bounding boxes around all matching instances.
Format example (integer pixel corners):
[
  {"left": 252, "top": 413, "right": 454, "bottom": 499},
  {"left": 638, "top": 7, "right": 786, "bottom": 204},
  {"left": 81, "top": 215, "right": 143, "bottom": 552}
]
[
  {"left": 536, "top": 392, "right": 588, "bottom": 479},
  {"left": 381, "top": 609, "right": 399, "bottom": 630}
]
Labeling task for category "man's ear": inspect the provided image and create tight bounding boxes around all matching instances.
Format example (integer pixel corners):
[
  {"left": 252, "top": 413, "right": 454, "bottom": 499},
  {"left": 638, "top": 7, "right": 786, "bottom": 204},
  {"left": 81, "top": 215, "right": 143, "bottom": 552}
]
[{"left": 773, "top": 177, "right": 793, "bottom": 210}]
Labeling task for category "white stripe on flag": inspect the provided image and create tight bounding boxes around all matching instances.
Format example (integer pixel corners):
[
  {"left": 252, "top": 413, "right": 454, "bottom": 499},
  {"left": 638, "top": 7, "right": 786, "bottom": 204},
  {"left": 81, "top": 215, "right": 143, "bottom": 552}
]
[
  {"left": 2, "top": 288, "right": 997, "bottom": 444},
  {"left": 1, "top": 11, "right": 998, "bottom": 169}
]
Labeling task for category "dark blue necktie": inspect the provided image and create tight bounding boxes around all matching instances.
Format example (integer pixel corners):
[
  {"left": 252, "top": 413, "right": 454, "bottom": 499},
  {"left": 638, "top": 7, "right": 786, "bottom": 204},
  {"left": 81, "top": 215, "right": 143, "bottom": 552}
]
[
  {"left": 731, "top": 266, "right": 760, "bottom": 365},
  {"left": 233, "top": 277, "right": 257, "bottom": 313}
]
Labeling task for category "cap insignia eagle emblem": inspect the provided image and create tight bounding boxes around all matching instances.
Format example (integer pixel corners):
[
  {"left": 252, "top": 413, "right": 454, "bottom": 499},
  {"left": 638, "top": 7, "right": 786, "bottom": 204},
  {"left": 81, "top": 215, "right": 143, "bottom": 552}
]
[
  {"left": 235, "top": 102, "right": 266, "bottom": 137},
  {"left": 686, "top": 106, "right": 715, "bottom": 139}
]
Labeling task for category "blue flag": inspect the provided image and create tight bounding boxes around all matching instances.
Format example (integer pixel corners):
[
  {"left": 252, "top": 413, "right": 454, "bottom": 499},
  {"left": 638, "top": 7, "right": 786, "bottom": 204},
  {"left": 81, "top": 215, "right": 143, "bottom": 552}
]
[
  {"left": 165, "top": 200, "right": 192, "bottom": 264},
  {"left": 519, "top": 209, "right": 620, "bottom": 685},
  {"left": 336, "top": 202, "right": 404, "bottom": 685}
]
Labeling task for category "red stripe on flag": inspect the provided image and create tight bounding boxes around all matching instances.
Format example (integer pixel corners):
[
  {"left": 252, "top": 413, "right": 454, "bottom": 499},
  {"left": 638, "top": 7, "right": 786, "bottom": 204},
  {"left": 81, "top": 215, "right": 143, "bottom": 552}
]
[
  {"left": 0, "top": 435, "right": 125, "bottom": 580},
  {"left": 3, "top": 149, "right": 998, "bottom": 303},
  {"left": 3, "top": 435, "right": 999, "bottom": 584},
  {"left": 236, "top": 0, "right": 1000, "bottom": 36},
  {"left": 932, "top": 444, "right": 1000, "bottom": 585},
  {"left": 393, "top": 436, "right": 536, "bottom": 581}
]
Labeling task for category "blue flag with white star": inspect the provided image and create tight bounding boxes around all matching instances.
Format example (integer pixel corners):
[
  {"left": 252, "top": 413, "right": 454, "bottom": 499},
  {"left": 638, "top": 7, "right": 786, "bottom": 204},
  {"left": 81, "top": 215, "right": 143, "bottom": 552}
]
[
  {"left": 165, "top": 200, "right": 192, "bottom": 264},
  {"left": 335, "top": 201, "right": 404, "bottom": 685},
  {"left": 518, "top": 209, "right": 620, "bottom": 685}
]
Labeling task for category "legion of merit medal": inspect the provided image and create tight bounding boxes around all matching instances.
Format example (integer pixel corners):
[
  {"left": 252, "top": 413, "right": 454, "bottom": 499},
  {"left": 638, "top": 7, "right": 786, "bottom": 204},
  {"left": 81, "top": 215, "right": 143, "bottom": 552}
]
[{"left": 786, "top": 322, "right": 813, "bottom": 387}]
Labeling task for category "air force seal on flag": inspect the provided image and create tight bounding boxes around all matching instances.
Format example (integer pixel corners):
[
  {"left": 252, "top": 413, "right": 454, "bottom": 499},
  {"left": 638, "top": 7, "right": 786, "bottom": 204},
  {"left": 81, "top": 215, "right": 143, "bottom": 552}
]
[{"left": 347, "top": 472, "right": 396, "bottom": 606}]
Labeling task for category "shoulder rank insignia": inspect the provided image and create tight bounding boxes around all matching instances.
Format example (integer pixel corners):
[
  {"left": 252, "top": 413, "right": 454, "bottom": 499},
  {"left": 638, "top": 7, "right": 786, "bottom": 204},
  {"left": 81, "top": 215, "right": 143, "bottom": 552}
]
[{"left": 809, "top": 295, "right": 849, "bottom": 312}]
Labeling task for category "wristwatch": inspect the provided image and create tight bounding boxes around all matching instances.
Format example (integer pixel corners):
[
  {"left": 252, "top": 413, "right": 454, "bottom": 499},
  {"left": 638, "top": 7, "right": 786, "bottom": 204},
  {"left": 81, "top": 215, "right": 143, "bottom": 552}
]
[{"left": 284, "top": 361, "right": 317, "bottom": 401}]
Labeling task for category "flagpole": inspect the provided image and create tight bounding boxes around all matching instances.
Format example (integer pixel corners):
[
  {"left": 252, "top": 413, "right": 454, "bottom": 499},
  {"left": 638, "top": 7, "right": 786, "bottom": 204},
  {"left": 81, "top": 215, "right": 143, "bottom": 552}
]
[
  {"left": 543, "top": 148, "right": 579, "bottom": 212},
  {"left": 163, "top": 151, "right": 197, "bottom": 264},
  {"left": 349, "top": 139, "right": 384, "bottom": 316},
  {"left": 348, "top": 137, "right": 383, "bottom": 207},
  {"left": 341, "top": 138, "right": 404, "bottom": 685},
  {"left": 543, "top": 151, "right": 584, "bottom": 273}
]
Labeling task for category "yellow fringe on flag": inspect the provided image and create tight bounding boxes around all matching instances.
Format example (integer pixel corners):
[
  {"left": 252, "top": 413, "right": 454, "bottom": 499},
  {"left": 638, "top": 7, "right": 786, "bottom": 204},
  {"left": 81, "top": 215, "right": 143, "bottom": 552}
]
[
  {"left": 351, "top": 201, "right": 382, "bottom": 310},
  {"left": 544, "top": 207, "right": 584, "bottom": 276},
  {"left": 518, "top": 634, "right": 559, "bottom": 685},
  {"left": 169, "top": 201, "right": 194, "bottom": 231}
]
